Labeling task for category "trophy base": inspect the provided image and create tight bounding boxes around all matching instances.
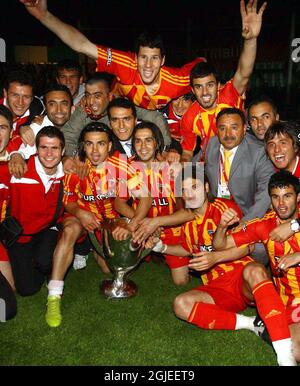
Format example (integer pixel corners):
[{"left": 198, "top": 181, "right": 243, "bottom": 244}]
[{"left": 100, "top": 279, "right": 138, "bottom": 299}]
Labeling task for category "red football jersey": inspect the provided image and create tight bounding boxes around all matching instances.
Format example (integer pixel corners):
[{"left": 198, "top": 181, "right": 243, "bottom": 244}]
[
  {"left": 96, "top": 45, "right": 205, "bottom": 109},
  {"left": 130, "top": 161, "right": 180, "bottom": 238},
  {"left": 162, "top": 104, "right": 182, "bottom": 141},
  {"left": 0, "top": 163, "right": 11, "bottom": 222},
  {"left": 292, "top": 156, "right": 300, "bottom": 178},
  {"left": 232, "top": 210, "right": 300, "bottom": 306},
  {"left": 63, "top": 155, "right": 136, "bottom": 222},
  {"left": 0, "top": 98, "right": 30, "bottom": 137},
  {"left": 180, "top": 80, "right": 243, "bottom": 157},
  {"left": 181, "top": 198, "right": 252, "bottom": 285}
]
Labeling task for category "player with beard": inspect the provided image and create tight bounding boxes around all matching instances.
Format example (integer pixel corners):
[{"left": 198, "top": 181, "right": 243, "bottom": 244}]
[
  {"left": 114, "top": 121, "right": 193, "bottom": 285},
  {"left": 149, "top": 166, "right": 297, "bottom": 366},
  {"left": 46, "top": 121, "right": 151, "bottom": 327},
  {"left": 213, "top": 170, "right": 300, "bottom": 365},
  {"left": 20, "top": 0, "right": 205, "bottom": 110},
  {"left": 181, "top": 0, "right": 267, "bottom": 162}
]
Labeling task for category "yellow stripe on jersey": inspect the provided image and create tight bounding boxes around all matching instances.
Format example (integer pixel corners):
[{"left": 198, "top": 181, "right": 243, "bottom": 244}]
[
  {"left": 266, "top": 239, "right": 276, "bottom": 261},
  {"left": 151, "top": 206, "right": 158, "bottom": 218},
  {"left": 97, "top": 47, "right": 137, "bottom": 70},
  {"left": 284, "top": 240, "right": 294, "bottom": 255},
  {"left": 183, "top": 222, "right": 195, "bottom": 252},
  {"left": 219, "top": 263, "right": 234, "bottom": 273},
  {"left": 133, "top": 86, "right": 148, "bottom": 106},
  {"left": 1, "top": 199, "right": 7, "bottom": 222},
  {"left": 286, "top": 270, "right": 300, "bottom": 301},
  {"left": 111, "top": 51, "right": 137, "bottom": 68},
  {"left": 211, "top": 200, "right": 229, "bottom": 213},
  {"left": 149, "top": 95, "right": 172, "bottom": 104},
  {"left": 116, "top": 84, "right": 134, "bottom": 94},
  {"left": 160, "top": 74, "right": 190, "bottom": 87},
  {"left": 110, "top": 56, "right": 137, "bottom": 70},
  {"left": 127, "top": 174, "right": 144, "bottom": 191},
  {"left": 193, "top": 115, "right": 201, "bottom": 138},
  {"left": 235, "top": 216, "right": 262, "bottom": 230},
  {"left": 191, "top": 221, "right": 199, "bottom": 248},
  {"left": 160, "top": 69, "right": 190, "bottom": 85},
  {"left": 203, "top": 219, "right": 215, "bottom": 246},
  {"left": 160, "top": 74, "right": 189, "bottom": 87},
  {"left": 63, "top": 174, "right": 72, "bottom": 205},
  {"left": 109, "top": 156, "right": 135, "bottom": 177},
  {"left": 200, "top": 112, "right": 211, "bottom": 136}
]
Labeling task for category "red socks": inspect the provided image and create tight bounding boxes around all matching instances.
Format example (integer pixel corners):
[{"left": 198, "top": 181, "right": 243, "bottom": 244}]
[
  {"left": 188, "top": 302, "right": 236, "bottom": 330},
  {"left": 252, "top": 280, "right": 290, "bottom": 342}
]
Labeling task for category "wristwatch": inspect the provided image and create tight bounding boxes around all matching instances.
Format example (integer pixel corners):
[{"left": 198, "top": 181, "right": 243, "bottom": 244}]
[{"left": 290, "top": 219, "right": 300, "bottom": 233}]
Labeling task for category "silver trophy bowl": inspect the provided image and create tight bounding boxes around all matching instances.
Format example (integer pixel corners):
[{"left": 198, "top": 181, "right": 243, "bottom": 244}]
[{"left": 89, "top": 218, "right": 151, "bottom": 299}]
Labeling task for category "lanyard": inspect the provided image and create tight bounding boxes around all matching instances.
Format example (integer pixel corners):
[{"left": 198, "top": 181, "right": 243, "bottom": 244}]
[{"left": 219, "top": 152, "right": 230, "bottom": 185}]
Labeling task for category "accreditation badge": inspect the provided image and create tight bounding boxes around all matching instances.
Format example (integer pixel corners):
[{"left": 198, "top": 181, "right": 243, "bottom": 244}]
[{"left": 219, "top": 184, "right": 231, "bottom": 199}]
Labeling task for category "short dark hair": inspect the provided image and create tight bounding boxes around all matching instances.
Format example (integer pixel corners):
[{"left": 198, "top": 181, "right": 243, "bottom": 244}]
[
  {"left": 180, "top": 163, "right": 203, "bottom": 183},
  {"left": 107, "top": 97, "right": 137, "bottom": 120},
  {"left": 132, "top": 121, "right": 164, "bottom": 158},
  {"left": 85, "top": 72, "right": 115, "bottom": 91},
  {"left": 44, "top": 83, "right": 73, "bottom": 104},
  {"left": 190, "top": 62, "right": 218, "bottom": 86},
  {"left": 77, "top": 121, "right": 113, "bottom": 161},
  {"left": 135, "top": 32, "right": 166, "bottom": 57},
  {"left": 247, "top": 95, "right": 278, "bottom": 117},
  {"left": 216, "top": 107, "right": 246, "bottom": 126},
  {"left": 268, "top": 170, "right": 300, "bottom": 196},
  {"left": 36, "top": 125, "right": 65, "bottom": 149},
  {"left": 0, "top": 105, "right": 13, "bottom": 129},
  {"left": 56, "top": 59, "right": 83, "bottom": 77},
  {"left": 264, "top": 121, "right": 300, "bottom": 152},
  {"left": 181, "top": 92, "right": 196, "bottom": 102},
  {"left": 3, "top": 70, "right": 34, "bottom": 92}
]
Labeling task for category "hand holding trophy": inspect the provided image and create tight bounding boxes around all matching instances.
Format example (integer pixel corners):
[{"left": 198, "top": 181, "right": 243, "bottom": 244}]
[{"left": 89, "top": 218, "right": 151, "bottom": 299}]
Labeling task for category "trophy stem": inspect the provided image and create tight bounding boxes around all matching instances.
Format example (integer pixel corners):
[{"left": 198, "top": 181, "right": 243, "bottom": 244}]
[
  {"left": 101, "top": 270, "right": 138, "bottom": 299},
  {"left": 92, "top": 218, "right": 151, "bottom": 300}
]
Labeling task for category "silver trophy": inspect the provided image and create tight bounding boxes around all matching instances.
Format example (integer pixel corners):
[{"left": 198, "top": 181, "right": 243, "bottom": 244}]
[{"left": 89, "top": 218, "right": 151, "bottom": 299}]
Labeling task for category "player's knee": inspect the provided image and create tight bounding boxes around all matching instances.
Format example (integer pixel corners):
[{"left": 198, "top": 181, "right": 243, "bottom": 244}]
[
  {"left": 172, "top": 276, "right": 189, "bottom": 286},
  {"left": 173, "top": 294, "right": 190, "bottom": 320},
  {"left": 62, "top": 222, "right": 83, "bottom": 240},
  {"left": 243, "top": 262, "right": 269, "bottom": 288},
  {"left": 171, "top": 268, "right": 190, "bottom": 287}
]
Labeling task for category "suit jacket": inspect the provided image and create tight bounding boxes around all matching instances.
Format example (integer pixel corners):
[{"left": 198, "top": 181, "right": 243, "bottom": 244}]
[
  {"left": 111, "top": 137, "right": 128, "bottom": 156},
  {"left": 62, "top": 105, "right": 171, "bottom": 157},
  {"left": 205, "top": 133, "right": 275, "bottom": 222}
]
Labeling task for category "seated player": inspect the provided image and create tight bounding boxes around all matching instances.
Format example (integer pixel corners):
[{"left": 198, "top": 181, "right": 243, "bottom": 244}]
[{"left": 149, "top": 165, "right": 296, "bottom": 366}]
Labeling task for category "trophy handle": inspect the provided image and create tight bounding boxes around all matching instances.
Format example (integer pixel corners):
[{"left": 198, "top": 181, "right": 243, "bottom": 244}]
[
  {"left": 140, "top": 247, "right": 152, "bottom": 259},
  {"left": 89, "top": 231, "right": 104, "bottom": 257},
  {"left": 89, "top": 231, "right": 152, "bottom": 261}
]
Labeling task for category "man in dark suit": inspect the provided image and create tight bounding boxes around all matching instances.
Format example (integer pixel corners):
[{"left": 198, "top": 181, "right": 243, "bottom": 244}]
[
  {"left": 107, "top": 98, "right": 138, "bottom": 158},
  {"left": 62, "top": 73, "right": 172, "bottom": 158},
  {"left": 107, "top": 97, "right": 179, "bottom": 161},
  {"left": 205, "top": 107, "right": 274, "bottom": 264}
]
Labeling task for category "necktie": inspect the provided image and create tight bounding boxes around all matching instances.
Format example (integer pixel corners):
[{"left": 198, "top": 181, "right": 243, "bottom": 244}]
[
  {"left": 124, "top": 141, "right": 132, "bottom": 156},
  {"left": 223, "top": 150, "right": 232, "bottom": 178}
]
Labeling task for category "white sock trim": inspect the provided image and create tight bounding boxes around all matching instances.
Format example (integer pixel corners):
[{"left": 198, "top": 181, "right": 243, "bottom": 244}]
[
  {"left": 48, "top": 280, "right": 64, "bottom": 296},
  {"left": 235, "top": 314, "right": 255, "bottom": 331},
  {"left": 272, "top": 338, "right": 297, "bottom": 366}
]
